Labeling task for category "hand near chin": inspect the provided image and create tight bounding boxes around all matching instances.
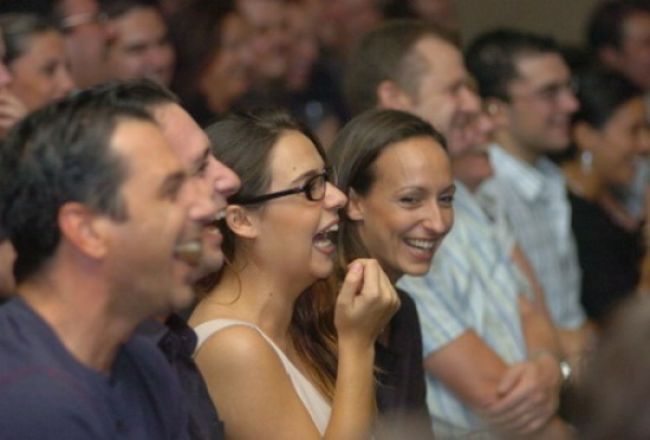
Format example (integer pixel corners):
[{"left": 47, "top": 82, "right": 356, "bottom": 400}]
[
  {"left": 334, "top": 259, "right": 401, "bottom": 349},
  {"left": 0, "top": 89, "right": 27, "bottom": 139}
]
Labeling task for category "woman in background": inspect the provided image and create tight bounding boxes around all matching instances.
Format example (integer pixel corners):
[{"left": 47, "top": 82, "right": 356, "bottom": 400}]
[
  {"left": 189, "top": 109, "right": 399, "bottom": 438},
  {"left": 0, "top": 13, "right": 74, "bottom": 111},
  {"left": 562, "top": 69, "right": 650, "bottom": 326},
  {"left": 330, "top": 108, "right": 455, "bottom": 438}
]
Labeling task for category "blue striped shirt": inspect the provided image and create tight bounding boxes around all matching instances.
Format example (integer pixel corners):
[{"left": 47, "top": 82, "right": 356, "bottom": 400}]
[{"left": 477, "top": 145, "right": 586, "bottom": 329}]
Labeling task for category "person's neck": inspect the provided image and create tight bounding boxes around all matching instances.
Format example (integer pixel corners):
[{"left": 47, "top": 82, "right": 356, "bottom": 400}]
[
  {"left": 495, "top": 131, "right": 539, "bottom": 166},
  {"left": 18, "top": 269, "right": 136, "bottom": 374},
  {"left": 561, "top": 161, "right": 603, "bottom": 200},
  {"left": 200, "top": 262, "right": 306, "bottom": 351}
]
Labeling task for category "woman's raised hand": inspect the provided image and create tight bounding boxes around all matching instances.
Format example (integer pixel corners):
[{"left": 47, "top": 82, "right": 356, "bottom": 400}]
[{"left": 334, "top": 259, "right": 400, "bottom": 348}]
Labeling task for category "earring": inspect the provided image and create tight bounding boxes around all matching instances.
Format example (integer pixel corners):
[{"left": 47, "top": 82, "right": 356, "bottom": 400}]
[
  {"left": 580, "top": 151, "right": 593, "bottom": 174},
  {"left": 486, "top": 102, "right": 499, "bottom": 115}
]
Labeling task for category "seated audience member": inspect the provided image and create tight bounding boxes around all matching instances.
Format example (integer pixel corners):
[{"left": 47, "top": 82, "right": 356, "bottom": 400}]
[
  {"left": 0, "top": 87, "right": 216, "bottom": 437},
  {"left": 466, "top": 28, "right": 592, "bottom": 358},
  {"left": 0, "top": 23, "right": 26, "bottom": 138},
  {"left": 189, "top": 109, "right": 400, "bottom": 438},
  {"left": 562, "top": 69, "right": 650, "bottom": 326},
  {"left": 330, "top": 108, "right": 454, "bottom": 439},
  {"left": 169, "top": 0, "right": 251, "bottom": 126},
  {"left": 346, "top": 20, "right": 570, "bottom": 438},
  {"left": 102, "top": 0, "right": 175, "bottom": 87},
  {"left": 586, "top": 0, "right": 650, "bottom": 224},
  {"left": 0, "top": 13, "right": 75, "bottom": 111},
  {"left": 573, "top": 295, "right": 650, "bottom": 440},
  {"left": 233, "top": 0, "right": 290, "bottom": 107},
  {"left": 51, "top": 0, "right": 107, "bottom": 88},
  {"left": 283, "top": 0, "right": 347, "bottom": 148},
  {"left": 91, "top": 79, "right": 241, "bottom": 440}
]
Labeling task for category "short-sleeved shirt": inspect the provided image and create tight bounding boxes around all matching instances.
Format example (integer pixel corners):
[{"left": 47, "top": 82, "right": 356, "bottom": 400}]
[
  {"left": 0, "top": 298, "right": 189, "bottom": 440},
  {"left": 477, "top": 145, "right": 586, "bottom": 329},
  {"left": 398, "top": 183, "right": 528, "bottom": 438}
]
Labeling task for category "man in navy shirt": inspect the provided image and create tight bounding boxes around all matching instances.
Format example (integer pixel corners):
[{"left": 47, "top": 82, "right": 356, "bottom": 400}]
[{"left": 0, "top": 88, "right": 215, "bottom": 438}]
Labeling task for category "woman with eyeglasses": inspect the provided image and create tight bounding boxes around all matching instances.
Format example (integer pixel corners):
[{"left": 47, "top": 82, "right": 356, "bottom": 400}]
[
  {"left": 188, "top": 109, "right": 400, "bottom": 439},
  {"left": 329, "top": 109, "right": 454, "bottom": 439}
]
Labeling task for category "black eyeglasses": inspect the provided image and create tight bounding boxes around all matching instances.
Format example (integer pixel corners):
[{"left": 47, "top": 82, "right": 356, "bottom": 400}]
[{"left": 232, "top": 168, "right": 334, "bottom": 205}]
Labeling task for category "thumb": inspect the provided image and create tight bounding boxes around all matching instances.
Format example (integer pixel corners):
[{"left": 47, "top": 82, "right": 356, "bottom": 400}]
[{"left": 337, "top": 261, "right": 364, "bottom": 306}]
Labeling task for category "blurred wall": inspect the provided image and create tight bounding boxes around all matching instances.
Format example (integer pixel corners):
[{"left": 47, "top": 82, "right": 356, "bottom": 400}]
[{"left": 457, "top": 0, "right": 603, "bottom": 47}]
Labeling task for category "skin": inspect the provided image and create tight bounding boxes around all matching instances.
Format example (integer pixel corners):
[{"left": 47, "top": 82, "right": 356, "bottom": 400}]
[
  {"left": 237, "top": 0, "right": 289, "bottom": 84},
  {"left": 0, "top": 32, "right": 27, "bottom": 138},
  {"left": 105, "top": 7, "right": 175, "bottom": 87},
  {"left": 0, "top": 239, "right": 16, "bottom": 296},
  {"left": 190, "top": 129, "right": 400, "bottom": 438},
  {"left": 493, "top": 53, "right": 579, "bottom": 164},
  {"left": 8, "top": 30, "right": 75, "bottom": 112},
  {"left": 152, "top": 103, "right": 241, "bottom": 278},
  {"left": 57, "top": 0, "right": 108, "bottom": 88},
  {"left": 347, "top": 136, "right": 455, "bottom": 282}
]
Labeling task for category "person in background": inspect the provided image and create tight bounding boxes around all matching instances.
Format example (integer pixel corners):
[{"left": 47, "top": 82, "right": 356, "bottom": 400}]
[
  {"left": 0, "top": 23, "right": 25, "bottom": 139},
  {"left": 467, "top": 28, "right": 592, "bottom": 363},
  {"left": 562, "top": 69, "right": 650, "bottom": 326},
  {"left": 169, "top": 0, "right": 251, "bottom": 126},
  {"left": 573, "top": 295, "right": 650, "bottom": 440},
  {"left": 51, "top": 0, "right": 107, "bottom": 88},
  {"left": 190, "top": 109, "right": 400, "bottom": 439},
  {"left": 330, "top": 108, "right": 454, "bottom": 439},
  {"left": 102, "top": 0, "right": 176, "bottom": 87},
  {"left": 0, "top": 13, "right": 75, "bottom": 112}
]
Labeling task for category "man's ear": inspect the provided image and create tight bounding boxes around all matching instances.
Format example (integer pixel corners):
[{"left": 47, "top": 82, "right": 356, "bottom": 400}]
[
  {"left": 377, "top": 80, "right": 414, "bottom": 111},
  {"left": 58, "top": 202, "right": 108, "bottom": 259},
  {"left": 225, "top": 205, "right": 259, "bottom": 239},
  {"left": 345, "top": 189, "right": 365, "bottom": 221}
]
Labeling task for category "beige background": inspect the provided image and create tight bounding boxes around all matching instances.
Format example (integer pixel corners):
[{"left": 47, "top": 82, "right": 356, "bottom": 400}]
[{"left": 456, "top": 0, "right": 603, "bottom": 47}]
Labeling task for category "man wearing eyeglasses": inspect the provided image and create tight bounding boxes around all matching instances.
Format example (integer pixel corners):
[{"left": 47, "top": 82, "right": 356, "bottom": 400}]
[
  {"left": 466, "top": 29, "right": 590, "bottom": 362},
  {"left": 52, "top": 0, "right": 108, "bottom": 88}
]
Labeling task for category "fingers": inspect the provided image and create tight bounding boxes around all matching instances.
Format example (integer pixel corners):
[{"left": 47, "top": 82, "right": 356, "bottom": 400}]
[{"left": 337, "top": 261, "right": 364, "bottom": 306}]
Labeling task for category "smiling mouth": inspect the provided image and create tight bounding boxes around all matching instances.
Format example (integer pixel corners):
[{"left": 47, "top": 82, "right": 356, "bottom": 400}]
[
  {"left": 174, "top": 241, "right": 203, "bottom": 266},
  {"left": 404, "top": 238, "right": 436, "bottom": 251},
  {"left": 313, "top": 223, "right": 338, "bottom": 250}
]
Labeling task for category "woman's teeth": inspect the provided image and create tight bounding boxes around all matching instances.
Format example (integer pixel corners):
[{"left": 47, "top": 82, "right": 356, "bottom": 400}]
[{"left": 405, "top": 238, "right": 435, "bottom": 250}]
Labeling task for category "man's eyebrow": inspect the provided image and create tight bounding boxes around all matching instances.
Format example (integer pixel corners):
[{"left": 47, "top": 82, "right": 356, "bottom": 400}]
[
  {"left": 158, "top": 170, "right": 187, "bottom": 199},
  {"left": 190, "top": 147, "right": 211, "bottom": 174}
]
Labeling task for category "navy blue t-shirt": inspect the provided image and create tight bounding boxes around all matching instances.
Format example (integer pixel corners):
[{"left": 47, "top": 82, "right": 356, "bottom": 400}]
[{"left": 0, "top": 298, "right": 189, "bottom": 439}]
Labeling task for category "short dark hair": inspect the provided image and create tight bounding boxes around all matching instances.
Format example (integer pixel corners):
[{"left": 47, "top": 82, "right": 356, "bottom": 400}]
[
  {"left": 101, "top": 0, "right": 162, "bottom": 20},
  {"left": 466, "top": 28, "right": 561, "bottom": 101},
  {"left": 344, "top": 19, "right": 455, "bottom": 116},
  {"left": 573, "top": 68, "right": 643, "bottom": 129},
  {"left": 89, "top": 78, "right": 179, "bottom": 110},
  {"left": 0, "top": 87, "right": 153, "bottom": 283},
  {"left": 0, "top": 13, "right": 59, "bottom": 65},
  {"left": 329, "top": 108, "right": 446, "bottom": 266},
  {"left": 587, "top": 0, "right": 650, "bottom": 53}
]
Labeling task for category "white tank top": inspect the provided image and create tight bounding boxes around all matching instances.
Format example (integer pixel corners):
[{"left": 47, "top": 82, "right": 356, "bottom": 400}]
[{"left": 193, "top": 319, "right": 332, "bottom": 435}]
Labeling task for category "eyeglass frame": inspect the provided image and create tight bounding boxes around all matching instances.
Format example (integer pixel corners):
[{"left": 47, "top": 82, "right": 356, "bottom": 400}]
[{"left": 231, "top": 167, "right": 335, "bottom": 205}]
